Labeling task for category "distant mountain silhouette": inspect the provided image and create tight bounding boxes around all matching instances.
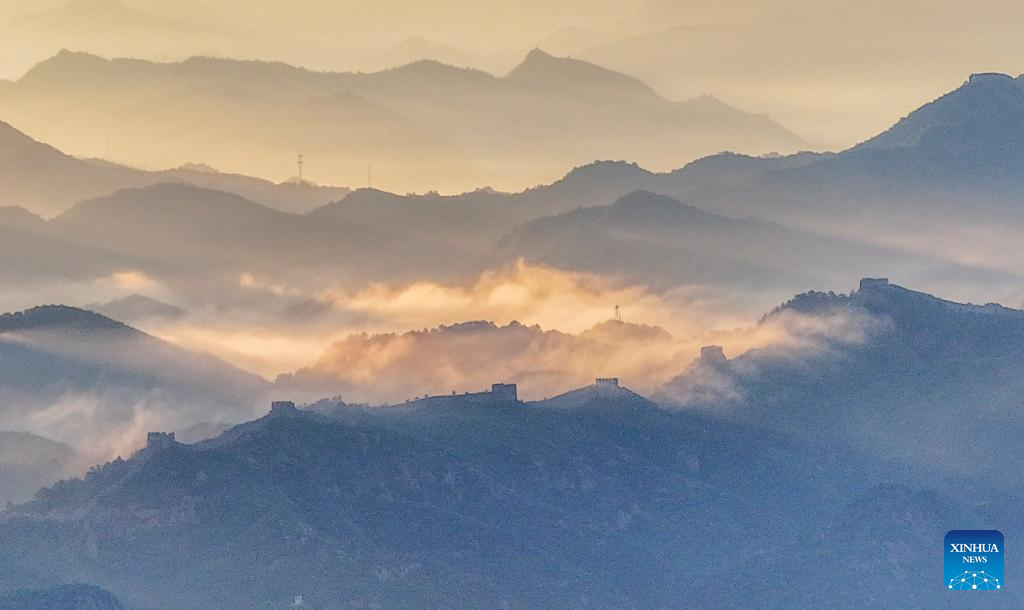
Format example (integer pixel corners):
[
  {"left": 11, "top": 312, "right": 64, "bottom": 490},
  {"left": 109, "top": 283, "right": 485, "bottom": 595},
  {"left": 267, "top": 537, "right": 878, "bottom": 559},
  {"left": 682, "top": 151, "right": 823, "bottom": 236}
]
[
  {"left": 0, "top": 49, "right": 806, "bottom": 193},
  {"left": 6, "top": 73, "right": 1024, "bottom": 336},
  {"left": 671, "top": 74, "right": 1024, "bottom": 230},
  {"left": 51, "top": 183, "right": 480, "bottom": 284},
  {"left": 506, "top": 48, "right": 660, "bottom": 100},
  {"left": 499, "top": 75, "right": 1024, "bottom": 276},
  {"left": 0, "top": 119, "right": 348, "bottom": 216},
  {"left": 856, "top": 73, "right": 1024, "bottom": 153},
  {"left": 305, "top": 160, "right": 662, "bottom": 252},
  {"left": 497, "top": 190, "right": 989, "bottom": 291},
  {"left": 777, "top": 72, "right": 1024, "bottom": 188},
  {"left": 0, "top": 204, "right": 136, "bottom": 283},
  {"left": 307, "top": 187, "right": 520, "bottom": 251}
]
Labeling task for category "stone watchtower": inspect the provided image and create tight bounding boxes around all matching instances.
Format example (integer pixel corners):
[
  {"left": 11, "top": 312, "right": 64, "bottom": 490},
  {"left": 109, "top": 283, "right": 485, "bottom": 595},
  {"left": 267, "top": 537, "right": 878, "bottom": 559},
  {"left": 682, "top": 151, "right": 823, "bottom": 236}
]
[
  {"left": 146, "top": 431, "right": 176, "bottom": 450},
  {"left": 270, "top": 400, "right": 299, "bottom": 415},
  {"left": 490, "top": 383, "right": 518, "bottom": 401},
  {"left": 859, "top": 278, "right": 889, "bottom": 291},
  {"left": 700, "top": 345, "right": 727, "bottom": 365},
  {"left": 594, "top": 377, "right": 620, "bottom": 397}
]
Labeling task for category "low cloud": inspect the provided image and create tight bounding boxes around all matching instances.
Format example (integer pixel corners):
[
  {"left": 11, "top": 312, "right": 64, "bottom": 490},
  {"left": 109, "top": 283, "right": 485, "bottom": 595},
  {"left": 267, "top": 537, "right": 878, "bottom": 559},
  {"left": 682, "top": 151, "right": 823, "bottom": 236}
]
[
  {"left": 278, "top": 319, "right": 689, "bottom": 404},
  {"left": 145, "top": 262, "right": 781, "bottom": 379},
  {"left": 276, "top": 302, "right": 885, "bottom": 406},
  {"left": 657, "top": 306, "right": 888, "bottom": 408},
  {"left": 1, "top": 261, "right": 885, "bottom": 447},
  {"left": 331, "top": 261, "right": 683, "bottom": 334}
]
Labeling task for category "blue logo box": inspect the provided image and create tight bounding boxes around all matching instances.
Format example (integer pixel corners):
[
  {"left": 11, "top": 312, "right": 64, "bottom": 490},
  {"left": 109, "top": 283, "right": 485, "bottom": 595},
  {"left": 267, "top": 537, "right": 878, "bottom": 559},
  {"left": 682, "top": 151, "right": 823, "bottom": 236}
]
[{"left": 946, "top": 530, "right": 1003, "bottom": 590}]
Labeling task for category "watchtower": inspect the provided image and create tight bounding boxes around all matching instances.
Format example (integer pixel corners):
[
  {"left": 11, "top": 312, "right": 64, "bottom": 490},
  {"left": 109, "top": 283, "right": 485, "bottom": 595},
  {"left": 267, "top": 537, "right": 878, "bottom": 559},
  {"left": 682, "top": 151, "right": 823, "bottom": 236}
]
[
  {"left": 700, "top": 345, "right": 727, "bottom": 364},
  {"left": 146, "top": 431, "right": 176, "bottom": 450},
  {"left": 490, "top": 383, "right": 518, "bottom": 401},
  {"left": 859, "top": 278, "right": 890, "bottom": 291},
  {"left": 271, "top": 400, "right": 299, "bottom": 415}
]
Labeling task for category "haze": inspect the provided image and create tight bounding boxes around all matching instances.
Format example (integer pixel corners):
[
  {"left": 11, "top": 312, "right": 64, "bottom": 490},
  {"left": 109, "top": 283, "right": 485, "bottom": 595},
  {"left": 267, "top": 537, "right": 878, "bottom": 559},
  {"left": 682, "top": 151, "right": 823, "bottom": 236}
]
[{"left": 3, "top": 1, "right": 1024, "bottom": 170}]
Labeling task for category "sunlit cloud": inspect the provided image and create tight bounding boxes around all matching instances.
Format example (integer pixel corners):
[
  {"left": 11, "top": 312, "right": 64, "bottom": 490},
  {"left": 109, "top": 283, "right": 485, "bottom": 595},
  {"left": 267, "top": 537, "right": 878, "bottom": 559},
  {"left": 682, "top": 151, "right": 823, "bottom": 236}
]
[
  {"left": 135, "top": 262, "right": 787, "bottom": 383},
  {"left": 98, "top": 269, "right": 160, "bottom": 293},
  {"left": 333, "top": 261, "right": 678, "bottom": 333},
  {"left": 150, "top": 322, "right": 346, "bottom": 380}
]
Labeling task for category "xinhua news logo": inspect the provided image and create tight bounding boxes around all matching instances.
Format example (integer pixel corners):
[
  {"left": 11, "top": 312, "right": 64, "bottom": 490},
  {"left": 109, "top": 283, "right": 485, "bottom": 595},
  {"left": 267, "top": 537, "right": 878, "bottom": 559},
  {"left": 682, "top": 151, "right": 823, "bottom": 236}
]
[{"left": 946, "top": 530, "right": 1003, "bottom": 591}]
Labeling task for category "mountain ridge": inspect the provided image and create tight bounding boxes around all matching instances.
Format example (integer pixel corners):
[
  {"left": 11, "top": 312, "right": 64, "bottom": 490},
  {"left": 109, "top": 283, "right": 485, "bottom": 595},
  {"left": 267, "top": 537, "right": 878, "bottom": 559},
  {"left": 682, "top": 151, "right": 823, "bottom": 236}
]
[
  {"left": 0, "top": 49, "right": 807, "bottom": 193},
  {"left": 0, "top": 118, "right": 349, "bottom": 216},
  {"left": 658, "top": 278, "right": 1024, "bottom": 483}
]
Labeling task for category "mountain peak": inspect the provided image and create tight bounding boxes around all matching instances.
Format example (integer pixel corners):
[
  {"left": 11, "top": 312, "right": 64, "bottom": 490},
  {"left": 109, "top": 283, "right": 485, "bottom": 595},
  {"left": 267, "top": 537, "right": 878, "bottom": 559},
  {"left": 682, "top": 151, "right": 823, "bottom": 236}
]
[
  {"left": 0, "top": 304, "right": 132, "bottom": 334},
  {"left": 505, "top": 49, "right": 659, "bottom": 98},
  {"left": 555, "top": 160, "right": 653, "bottom": 185},
  {"left": 18, "top": 50, "right": 112, "bottom": 85},
  {"left": 538, "top": 378, "right": 652, "bottom": 411},
  {"left": 505, "top": 47, "right": 583, "bottom": 78},
  {"left": 613, "top": 189, "right": 688, "bottom": 208},
  {"left": 854, "top": 71, "right": 1024, "bottom": 152},
  {"left": 523, "top": 47, "right": 555, "bottom": 63},
  {"left": 605, "top": 190, "right": 728, "bottom": 225},
  {"left": 381, "top": 58, "right": 491, "bottom": 82}
]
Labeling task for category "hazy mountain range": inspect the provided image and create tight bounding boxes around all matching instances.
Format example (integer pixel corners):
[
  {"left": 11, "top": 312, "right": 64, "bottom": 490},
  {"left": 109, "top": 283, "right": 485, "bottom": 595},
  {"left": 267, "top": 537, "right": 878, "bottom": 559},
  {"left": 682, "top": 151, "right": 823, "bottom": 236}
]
[
  {"left": 495, "top": 189, "right": 987, "bottom": 291},
  {"left": 0, "top": 119, "right": 348, "bottom": 217},
  {"left": 8, "top": 67, "right": 1024, "bottom": 315},
  {"left": 5, "top": 0, "right": 1024, "bottom": 150},
  {"left": 0, "top": 48, "right": 806, "bottom": 192}
]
